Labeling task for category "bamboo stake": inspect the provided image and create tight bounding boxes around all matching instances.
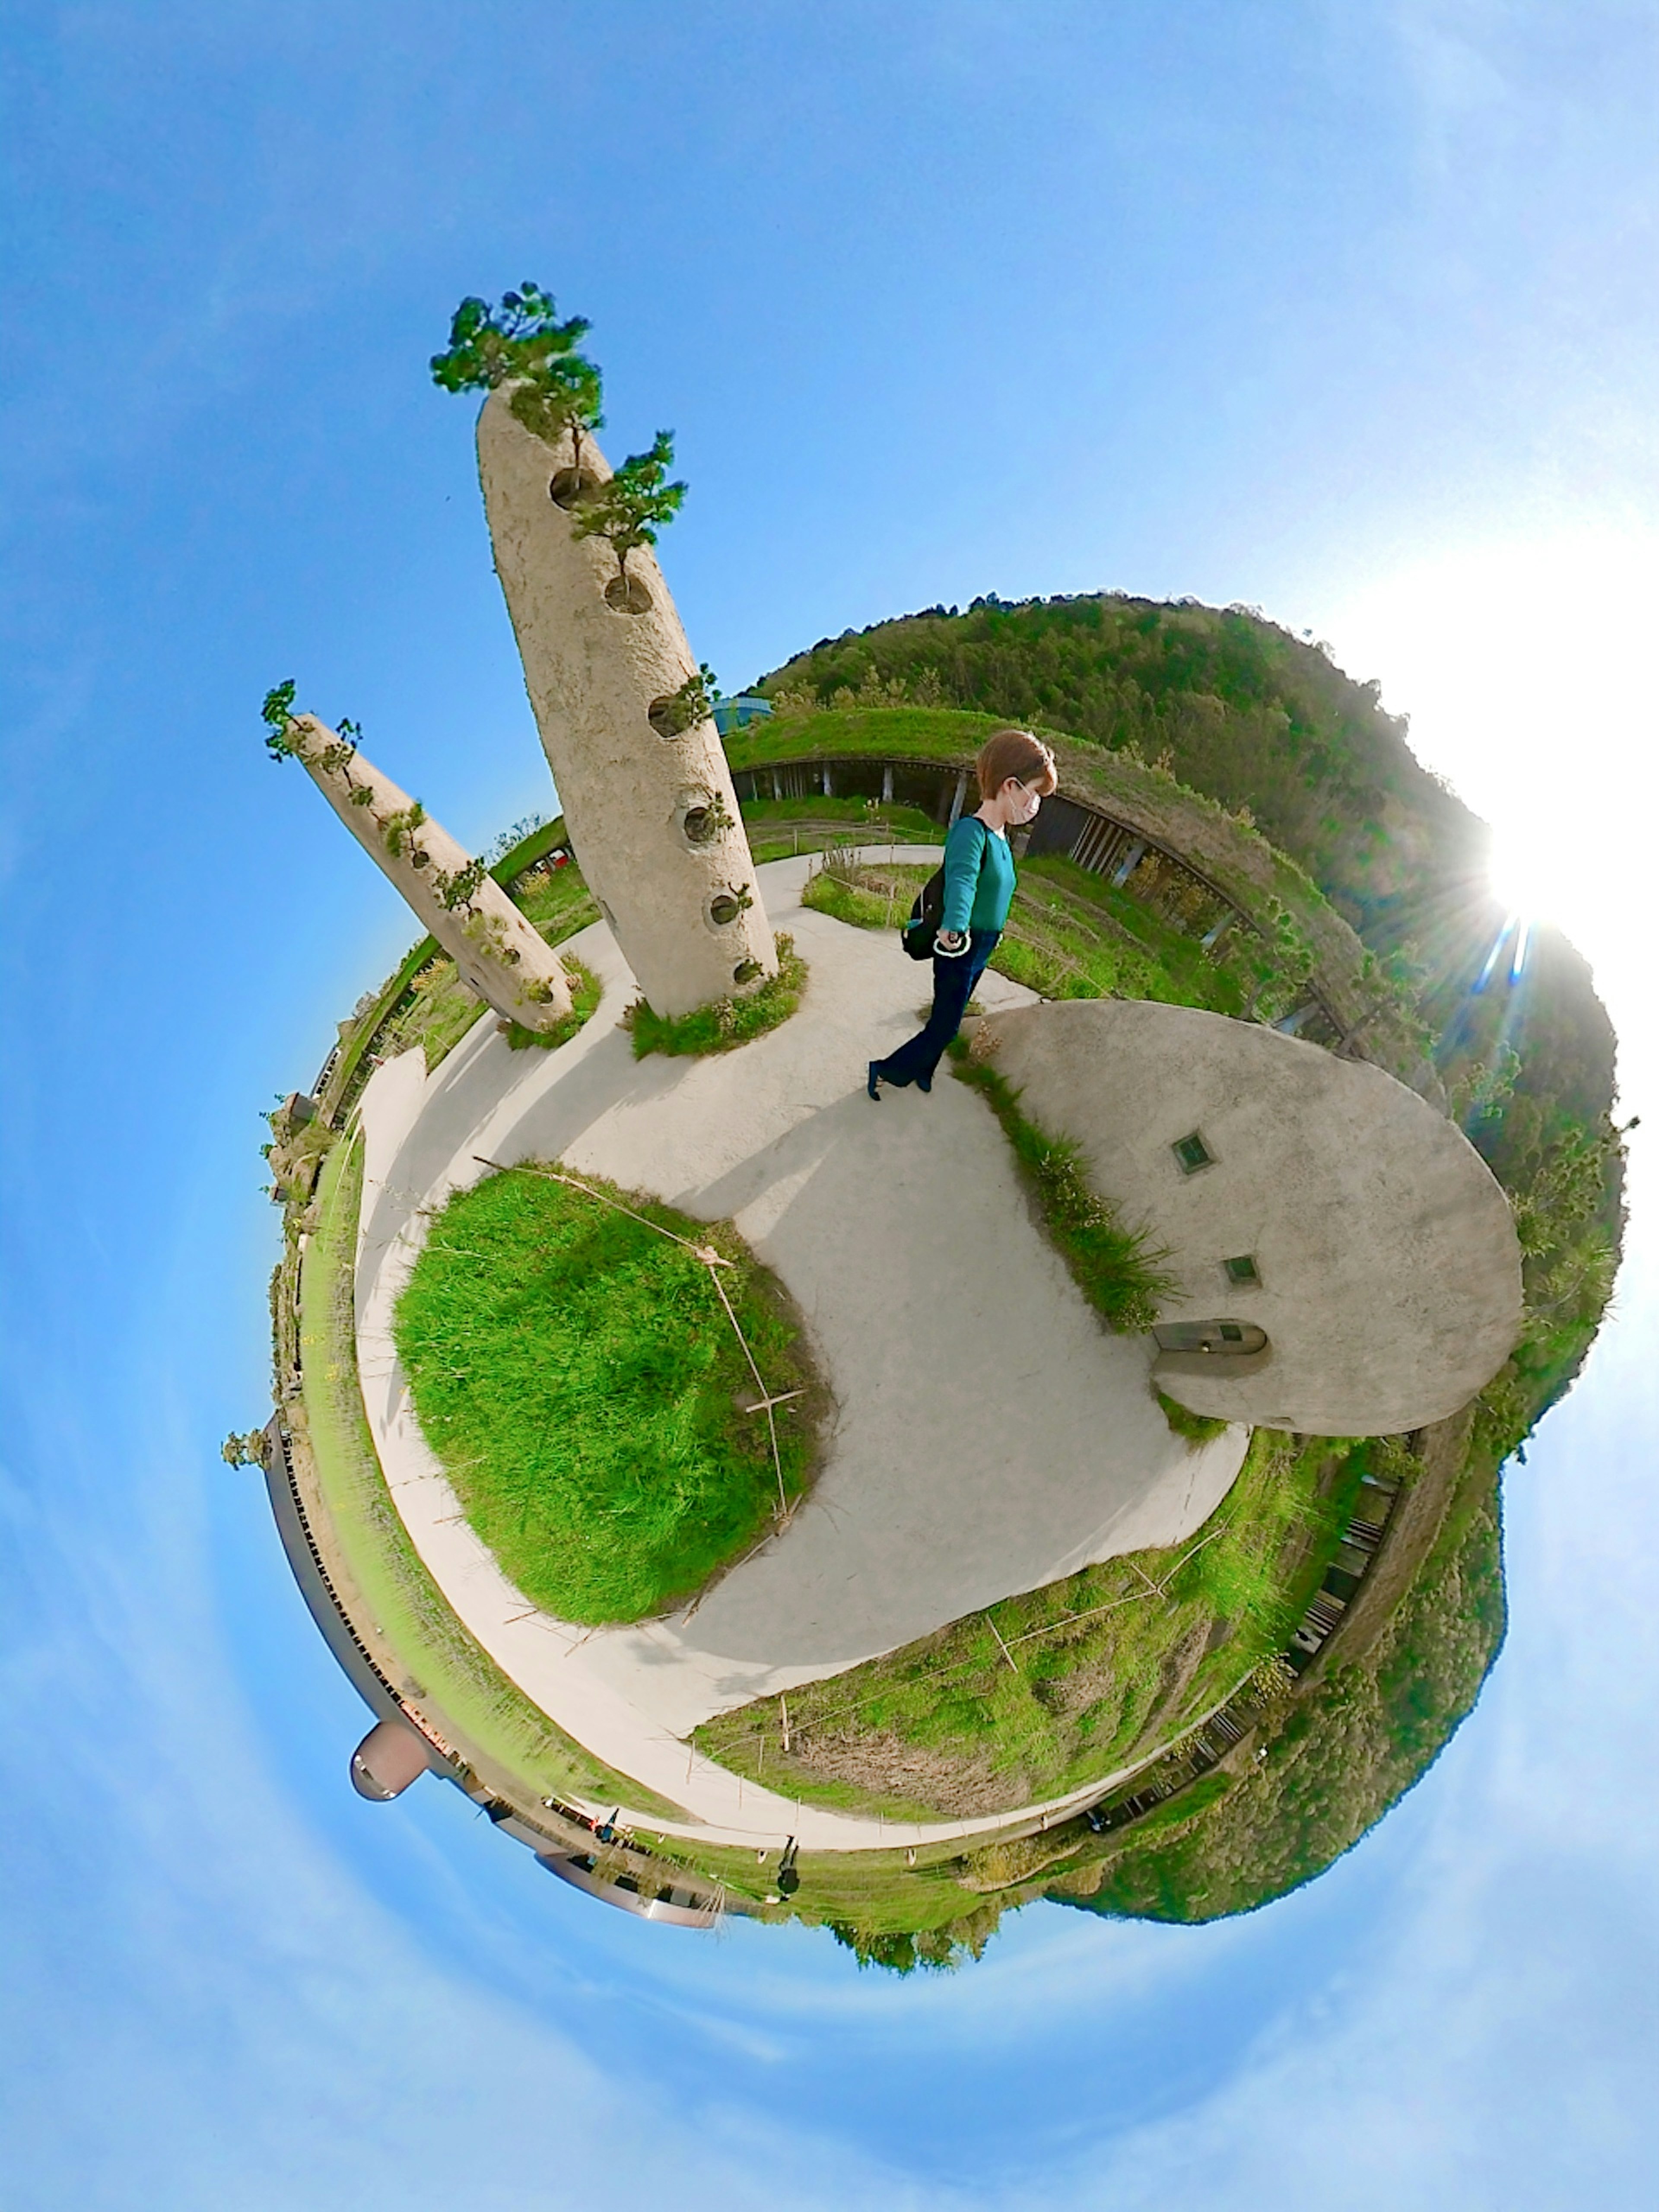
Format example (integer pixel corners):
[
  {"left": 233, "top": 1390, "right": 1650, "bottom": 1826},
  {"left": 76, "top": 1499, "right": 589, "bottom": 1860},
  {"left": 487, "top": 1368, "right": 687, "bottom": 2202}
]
[{"left": 986, "top": 1613, "right": 1020, "bottom": 1674}]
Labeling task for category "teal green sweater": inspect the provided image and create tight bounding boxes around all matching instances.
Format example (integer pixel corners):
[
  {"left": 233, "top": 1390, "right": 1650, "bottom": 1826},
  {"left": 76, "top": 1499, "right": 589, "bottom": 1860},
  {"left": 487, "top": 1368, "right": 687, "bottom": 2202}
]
[{"left": 941, "top": 814, "right": 1016, "bottom": 934}]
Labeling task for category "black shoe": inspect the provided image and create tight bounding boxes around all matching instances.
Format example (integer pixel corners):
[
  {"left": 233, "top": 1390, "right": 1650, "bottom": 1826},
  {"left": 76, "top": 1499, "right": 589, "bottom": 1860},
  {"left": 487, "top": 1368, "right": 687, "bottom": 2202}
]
[
  {"left": 867, "top": 1062, "right": 882, "bottom": 1101},
  {"left": 916, "top": 1071, "right": 932, "bottom": 1093}
]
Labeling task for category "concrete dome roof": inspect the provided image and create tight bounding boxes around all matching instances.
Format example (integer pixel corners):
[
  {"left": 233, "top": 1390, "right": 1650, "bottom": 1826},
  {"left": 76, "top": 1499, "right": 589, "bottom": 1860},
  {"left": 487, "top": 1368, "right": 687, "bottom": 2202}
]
[{"left": 977, "top": 1000, "right": 1522, "bottom": 1436}]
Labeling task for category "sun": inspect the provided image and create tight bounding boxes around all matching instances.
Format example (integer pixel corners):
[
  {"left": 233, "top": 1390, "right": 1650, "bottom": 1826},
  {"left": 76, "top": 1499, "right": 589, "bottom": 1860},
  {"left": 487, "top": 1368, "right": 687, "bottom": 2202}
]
[
  {"left": 1486, "top": 821, "right": 1555, "bottom": 932},
  {"left": 1317, "top": 523, "right": 1659, "bottom": 982}
]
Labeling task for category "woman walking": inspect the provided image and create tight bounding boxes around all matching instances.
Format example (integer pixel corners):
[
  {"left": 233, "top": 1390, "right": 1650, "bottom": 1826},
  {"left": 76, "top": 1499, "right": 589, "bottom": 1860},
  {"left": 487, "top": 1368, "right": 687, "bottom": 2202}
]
[{"left": 868, "top": 727, "right": 1057, "bottom": 1098}]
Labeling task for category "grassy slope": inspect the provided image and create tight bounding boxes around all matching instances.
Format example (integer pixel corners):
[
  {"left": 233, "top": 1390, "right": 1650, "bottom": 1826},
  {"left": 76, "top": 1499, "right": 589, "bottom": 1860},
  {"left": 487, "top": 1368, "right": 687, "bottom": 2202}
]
[
  {"left": 760, "top": 597, "right": 1486, "bottom": 945},
  {"left": 742, "top": 795, "right": 943, "bottom": 861},
  {"left": 297, "top": 1135, "right": 668, "bottom": 1811},
  {"left": 1062, "top": 1427, "right": 1505, "bottom": 1922},
  {"left": 756, "top": 605, "right": 1620, "bottom": 1114},
  {"left": 801, "top": 849, "right": 1248, "bottom": 1012},
  {"left": 393, "top": 1166, "right": 819, "bottom": 1624},
  {"left": 696, "top": 1433, "right": 1367, "bottom": 1821}
]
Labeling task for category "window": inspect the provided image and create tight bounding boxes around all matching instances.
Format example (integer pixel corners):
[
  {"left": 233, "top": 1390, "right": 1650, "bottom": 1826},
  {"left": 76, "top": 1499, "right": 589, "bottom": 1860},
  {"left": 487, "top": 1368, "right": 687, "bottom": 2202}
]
[
  {"left": 1173, "top": 1131, "right": 1214, "bottom": 1174},
  {"left": 1224, "top": 1254, "right": 1260, "bottom": 1287}
]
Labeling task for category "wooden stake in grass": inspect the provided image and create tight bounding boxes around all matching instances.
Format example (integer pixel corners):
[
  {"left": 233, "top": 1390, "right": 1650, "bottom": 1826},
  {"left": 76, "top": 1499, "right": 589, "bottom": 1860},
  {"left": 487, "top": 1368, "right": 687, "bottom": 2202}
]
[{"left": 400, "top": 1157, "right": 815, "bottom": 1625}]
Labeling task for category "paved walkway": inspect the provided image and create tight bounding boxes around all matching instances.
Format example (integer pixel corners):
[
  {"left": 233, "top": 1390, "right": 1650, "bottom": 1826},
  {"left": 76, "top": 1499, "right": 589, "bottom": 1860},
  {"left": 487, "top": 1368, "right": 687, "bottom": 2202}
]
[{"left": 352, "top": 853, "right": 1248, "bottom": 1848}]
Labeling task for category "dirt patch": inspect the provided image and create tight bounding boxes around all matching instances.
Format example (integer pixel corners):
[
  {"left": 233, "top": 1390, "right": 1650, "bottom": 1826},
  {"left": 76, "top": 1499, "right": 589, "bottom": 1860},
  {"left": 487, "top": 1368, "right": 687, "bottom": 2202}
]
[{"left": 766, "top": 1721, "right": 1015, "bottom": 1822}]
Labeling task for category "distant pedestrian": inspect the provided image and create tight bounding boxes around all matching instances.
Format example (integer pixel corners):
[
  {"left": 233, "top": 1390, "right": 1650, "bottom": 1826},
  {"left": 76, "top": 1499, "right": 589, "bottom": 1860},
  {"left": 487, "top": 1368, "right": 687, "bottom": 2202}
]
[{"left": 867, "top": 728, "right": 1057, "bottom": 1098}]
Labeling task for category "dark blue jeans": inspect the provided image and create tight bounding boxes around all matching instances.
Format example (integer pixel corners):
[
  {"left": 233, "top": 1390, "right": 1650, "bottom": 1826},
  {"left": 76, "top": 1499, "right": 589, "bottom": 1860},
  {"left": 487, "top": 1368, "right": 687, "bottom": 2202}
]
[{"left": 873, "top": 929, "right": 1001, "bottom": 1087}]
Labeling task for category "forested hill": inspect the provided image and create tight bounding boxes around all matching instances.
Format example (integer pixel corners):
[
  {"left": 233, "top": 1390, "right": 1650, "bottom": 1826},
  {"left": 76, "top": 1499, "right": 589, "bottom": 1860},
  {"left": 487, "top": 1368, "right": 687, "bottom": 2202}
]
[
  {"left": 762, "top": 594, "right": 1487, "bottom": 952},
  {"left": 760, "top": 591, "right": 1617, "bottom": 1136}
]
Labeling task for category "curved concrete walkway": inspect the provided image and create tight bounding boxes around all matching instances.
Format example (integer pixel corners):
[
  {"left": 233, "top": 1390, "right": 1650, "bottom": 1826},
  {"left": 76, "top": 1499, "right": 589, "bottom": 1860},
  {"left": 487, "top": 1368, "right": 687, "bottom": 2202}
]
[{"left": 352, "top": 853, "right": 1248, "bottom": 1848}]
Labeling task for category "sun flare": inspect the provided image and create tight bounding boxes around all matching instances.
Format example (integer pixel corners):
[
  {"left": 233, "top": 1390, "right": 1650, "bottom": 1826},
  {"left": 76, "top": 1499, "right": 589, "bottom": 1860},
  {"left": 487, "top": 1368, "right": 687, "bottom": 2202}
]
[{"left": 1320, "top": 524, "right": 1659, "bottom": 981}]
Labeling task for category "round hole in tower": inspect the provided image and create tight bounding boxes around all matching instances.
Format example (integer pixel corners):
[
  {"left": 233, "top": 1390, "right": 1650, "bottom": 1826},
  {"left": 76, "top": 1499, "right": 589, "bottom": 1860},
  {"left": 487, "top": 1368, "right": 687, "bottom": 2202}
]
[
  {"left": 604, "top": 574, "right": 654, "bottom": 614},
  {"left": 733, "top": 959, "right": 763, "bottom": 987},
  {"left": 548, "top": 467, "right": 600, "bottom": 509},
  {"left": 648, "top": 695, "right": 690, "bottom": 738},
  {"left": 682, "top": 804, "right": 718, "bottom": 845},
  {"left": 709, "top": 893, "right": 743, "bottom": 927}
]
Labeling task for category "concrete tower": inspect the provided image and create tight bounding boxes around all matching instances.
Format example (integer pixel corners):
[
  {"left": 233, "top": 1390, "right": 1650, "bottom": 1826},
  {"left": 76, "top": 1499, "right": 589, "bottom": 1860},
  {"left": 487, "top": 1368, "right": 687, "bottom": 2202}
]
[
  {"left": 475, "top": 388, "right": 776, "bottom": 1020},
  {"left": 289, "top": 715, "right": 575, "bottom": 1029}
]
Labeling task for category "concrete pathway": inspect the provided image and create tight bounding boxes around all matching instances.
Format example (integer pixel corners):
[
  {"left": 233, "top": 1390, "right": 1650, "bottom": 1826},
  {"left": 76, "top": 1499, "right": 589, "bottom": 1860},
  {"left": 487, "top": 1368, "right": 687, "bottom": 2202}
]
[{"left": 352, "top": 853, "right": 1248, "bottom": 1848}]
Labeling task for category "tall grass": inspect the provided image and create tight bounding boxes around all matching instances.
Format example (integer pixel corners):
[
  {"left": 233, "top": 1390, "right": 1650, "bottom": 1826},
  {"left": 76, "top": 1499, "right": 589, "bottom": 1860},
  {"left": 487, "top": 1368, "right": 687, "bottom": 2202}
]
[{"left": 950, "top": 1048, "right": 1175, "bottom": 1334}]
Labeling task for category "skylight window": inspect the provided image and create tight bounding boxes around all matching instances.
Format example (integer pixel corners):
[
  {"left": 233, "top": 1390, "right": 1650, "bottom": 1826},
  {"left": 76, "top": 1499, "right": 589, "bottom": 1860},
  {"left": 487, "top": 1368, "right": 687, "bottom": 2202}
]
[{"left": 1173, "top": 1131, "right": 1214, "bottom": 1174}]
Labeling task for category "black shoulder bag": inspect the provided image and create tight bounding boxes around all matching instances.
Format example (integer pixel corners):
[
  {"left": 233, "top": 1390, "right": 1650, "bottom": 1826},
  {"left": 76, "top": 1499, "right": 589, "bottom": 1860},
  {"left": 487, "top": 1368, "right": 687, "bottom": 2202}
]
[{"left": 900, "top": 817, "right": 990, "bottom": 961}]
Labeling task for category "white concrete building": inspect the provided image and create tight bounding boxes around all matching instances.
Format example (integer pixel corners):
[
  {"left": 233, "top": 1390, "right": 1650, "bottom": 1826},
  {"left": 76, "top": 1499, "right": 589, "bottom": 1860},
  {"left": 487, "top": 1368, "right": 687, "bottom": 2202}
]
[
  {"left": 977, "top": 998, "right": 1523, "bottom": 1435},
  {"left": 475, "top": 388, "right": 776, "bottom": 1020},
  {"left": 290, "top": 715, "right": 574, "bottom": 1029}
]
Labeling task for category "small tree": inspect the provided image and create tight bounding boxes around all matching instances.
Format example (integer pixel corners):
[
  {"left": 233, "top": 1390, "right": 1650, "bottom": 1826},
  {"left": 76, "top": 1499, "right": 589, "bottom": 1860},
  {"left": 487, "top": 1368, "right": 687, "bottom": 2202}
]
[
  {"left": 651, "top": 662, "right": 720, "bottom": 736},
  {"left": 431, "top": 283, "right": 605, "bottom": 478},
  {"left": 432, "top": 855, "right": 488, "bottom": 911},
  {"left": 571, "top": 431, "right": 686, "bottom": 601},
  {"left": 381, "top": 801, "right": 427, "bottom": 861},
  {"left": 510, "top": 350, "right": 606, "bottom": 482},
  {"left": 261, "top": 679, "right": 302, "bottom": 760},
  {"left": 261, "top": 688, "right": 378, "bottom": 803},
  {"left": 430, "top": 282, "right": 591, "bottom": 393}
]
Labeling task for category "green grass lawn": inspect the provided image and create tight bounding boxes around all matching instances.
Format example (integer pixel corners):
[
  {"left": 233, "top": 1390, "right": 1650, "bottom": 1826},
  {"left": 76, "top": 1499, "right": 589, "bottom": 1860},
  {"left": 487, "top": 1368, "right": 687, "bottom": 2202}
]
[
  {"left": 798, "top": 861, "right": 931, "bottom": 932},
  {"left": 297, "top": 1134, "right": 664, "bottom": 1811},
  {"left": 393, "top": 1163, "right": 822, "bottom": 1624},
  {"left": 695, "top": 1431, "right": 1366, "bottom": 1821},
  {"left": 511, "top": 858, "right": 600, "bottom": 941}
]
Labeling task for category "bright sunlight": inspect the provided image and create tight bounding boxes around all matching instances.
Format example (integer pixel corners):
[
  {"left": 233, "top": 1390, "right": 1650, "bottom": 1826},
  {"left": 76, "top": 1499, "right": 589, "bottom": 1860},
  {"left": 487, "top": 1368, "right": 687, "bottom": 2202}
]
[{"left": 1318, "top": 525, "right": 1659, "bottom": 986}]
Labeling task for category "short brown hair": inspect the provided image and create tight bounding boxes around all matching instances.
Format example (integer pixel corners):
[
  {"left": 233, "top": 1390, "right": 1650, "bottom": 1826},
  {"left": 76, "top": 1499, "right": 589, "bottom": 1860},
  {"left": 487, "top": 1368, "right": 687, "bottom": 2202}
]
[{"left": 976, "top": 727, "right": 1058, "bottom": 803}]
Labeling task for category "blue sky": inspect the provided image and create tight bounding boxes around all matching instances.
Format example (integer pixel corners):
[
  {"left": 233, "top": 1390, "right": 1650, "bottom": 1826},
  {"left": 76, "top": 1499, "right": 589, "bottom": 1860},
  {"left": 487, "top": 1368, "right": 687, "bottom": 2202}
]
[{"left": 3, "top": 4, "right": 1656, "bottom": 2205}]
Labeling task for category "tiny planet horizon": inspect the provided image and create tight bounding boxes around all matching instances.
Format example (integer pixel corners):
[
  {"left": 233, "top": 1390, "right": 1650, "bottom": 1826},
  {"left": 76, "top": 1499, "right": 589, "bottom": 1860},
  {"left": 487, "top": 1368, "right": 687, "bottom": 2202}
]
[{"left": 240, "top": 288, "right": 1623, "bottom": 1961}]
